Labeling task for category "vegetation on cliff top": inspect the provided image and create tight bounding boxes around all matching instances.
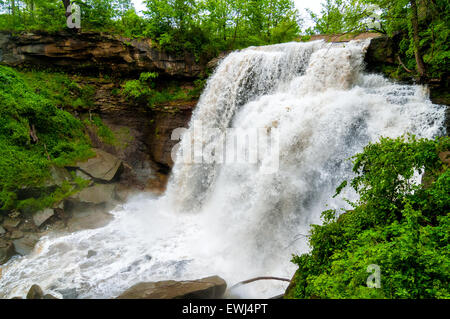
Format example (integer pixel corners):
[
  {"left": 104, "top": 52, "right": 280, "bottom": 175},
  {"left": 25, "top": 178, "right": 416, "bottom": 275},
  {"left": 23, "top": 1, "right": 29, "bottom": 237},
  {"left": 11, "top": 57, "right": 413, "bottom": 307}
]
[
  {"left": 120, "top": 72, "right": 205, "bottom": 109},
  {"left": 287, "top": 135, "right": 449, "bottom": 299},
  {"left": 306, "top": 0, "right": 448, "bottom": 81},
  {"left": 1, "top": 1, "right": 447, "bottom": 82},
  {"left": 0, "top": 0, "right": 301, "bottom": 59}
]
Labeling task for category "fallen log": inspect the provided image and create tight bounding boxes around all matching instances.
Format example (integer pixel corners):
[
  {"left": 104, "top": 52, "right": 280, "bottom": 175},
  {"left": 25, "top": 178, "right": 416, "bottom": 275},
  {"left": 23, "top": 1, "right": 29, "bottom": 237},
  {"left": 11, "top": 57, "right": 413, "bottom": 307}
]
[{"left": 229, "top": 276, "right": 291, "bottom": 290}]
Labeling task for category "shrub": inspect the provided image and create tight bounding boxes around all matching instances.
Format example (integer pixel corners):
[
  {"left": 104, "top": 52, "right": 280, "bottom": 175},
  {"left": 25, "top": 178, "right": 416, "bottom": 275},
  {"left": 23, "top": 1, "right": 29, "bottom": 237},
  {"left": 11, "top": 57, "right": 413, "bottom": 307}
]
[
  {"left": 0, "top": 66, "right": 93, "bottom": 213},
  {"left": 288, "top": 135, "right": 450, "bottom": 299}
]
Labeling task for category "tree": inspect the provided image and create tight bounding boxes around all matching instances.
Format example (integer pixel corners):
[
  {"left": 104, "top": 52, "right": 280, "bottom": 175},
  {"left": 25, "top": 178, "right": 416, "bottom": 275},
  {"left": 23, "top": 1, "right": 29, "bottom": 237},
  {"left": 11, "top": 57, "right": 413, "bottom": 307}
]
[
  {"left": 410, "top": 0, "right": 426, "bottom": 78},
  {"left": 306, "top": 0, "right": 376, "bottom": 34}
]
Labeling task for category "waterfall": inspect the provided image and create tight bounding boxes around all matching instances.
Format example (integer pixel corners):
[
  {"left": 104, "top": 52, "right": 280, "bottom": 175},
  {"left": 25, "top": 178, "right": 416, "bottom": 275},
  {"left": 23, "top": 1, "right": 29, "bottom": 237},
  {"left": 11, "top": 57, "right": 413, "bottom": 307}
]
[{"left": 0, "top": 40, "right": 445, "bottom": 299}]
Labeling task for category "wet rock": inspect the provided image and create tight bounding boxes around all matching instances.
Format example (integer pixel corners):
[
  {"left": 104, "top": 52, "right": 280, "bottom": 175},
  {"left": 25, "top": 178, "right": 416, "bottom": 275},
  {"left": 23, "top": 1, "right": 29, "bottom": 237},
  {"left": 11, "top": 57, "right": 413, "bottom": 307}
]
[
  {"left": 66, "top": 208, "right": 113, "bottom": 232},
  {"left": 45, "top": 166, "right": 72, "bottom": 187},
  {"left": 147, "top": 106, "right": 195, "bottom": 168},
  {"left": 43, "top": 294, "right": 59, "bottom": 299},
  {"left": 146, "top": 172, "right": 169, "bottom": 195},
  {"left": 75, "top": 169, "right": 93, "bottom": 183},
  {"left": 0, "top": 225, "right": 5, "bottom": 235},
  {"left": 26, "top": 285, "right": 44, "bottom": 299},
  {"left": 10, "top": 230, "right": 24, "bottom": 240},
  {"left": 18, "top": 219, "right": 37, "bottom": 232},
  {"left": 0, "top": 240, "right": 15, "bottom": 264},
  {"left": 115, "top": 184, "right": 135, "bottom": 202},
  {"left": 57, "top": 288, "right": 78, "bottom": 299},
  {"left": 71, "top": 183, "right": 116, "bottom": 205},
  {"left": 207, "top": 51, "right": 231, "bottom": 70},
  {"left": 33, "top": 208, "right": 55, "bottom": 227},
  {"left": 2, "top": 218, "right": 21, "bottom": 231},
  {"left": 364, "top": 36, "right": 396, "bottom": 72},
  {"left": 117, "top": 276, "right": 227, "bottom": 299},
  {"left": 70, "top": 149, "right": 123, "bottom": 182},
  {"left": 53, "top": 201, "right": 64, "bottom": 210},
  {"left": 87, "top": 250, "right": 97, "bottom": 258},
  {"left": 13, "top": 234, "right": 39, "bottom": 256}
]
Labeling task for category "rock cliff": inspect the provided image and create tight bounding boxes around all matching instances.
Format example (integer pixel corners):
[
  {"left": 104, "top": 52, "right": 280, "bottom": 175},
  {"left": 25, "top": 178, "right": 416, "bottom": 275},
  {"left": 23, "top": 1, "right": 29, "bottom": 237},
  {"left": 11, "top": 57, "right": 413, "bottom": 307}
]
[{"left": 0, "top": 31, "right": 204, "bottom": 78}]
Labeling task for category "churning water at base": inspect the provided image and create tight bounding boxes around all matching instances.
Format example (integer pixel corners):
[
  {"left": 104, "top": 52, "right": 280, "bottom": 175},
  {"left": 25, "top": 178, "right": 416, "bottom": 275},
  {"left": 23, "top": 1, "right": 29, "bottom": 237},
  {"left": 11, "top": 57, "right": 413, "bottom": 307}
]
[{"left": 0, "top": 40, "right": 446, "bottom": 299}]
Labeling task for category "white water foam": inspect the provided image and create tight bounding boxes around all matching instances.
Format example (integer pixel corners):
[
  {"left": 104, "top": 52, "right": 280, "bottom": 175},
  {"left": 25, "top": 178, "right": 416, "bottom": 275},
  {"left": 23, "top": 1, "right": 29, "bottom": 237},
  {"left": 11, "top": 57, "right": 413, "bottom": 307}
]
[{"left": 0, "top": 40, "right": 446, "bottom": 299}]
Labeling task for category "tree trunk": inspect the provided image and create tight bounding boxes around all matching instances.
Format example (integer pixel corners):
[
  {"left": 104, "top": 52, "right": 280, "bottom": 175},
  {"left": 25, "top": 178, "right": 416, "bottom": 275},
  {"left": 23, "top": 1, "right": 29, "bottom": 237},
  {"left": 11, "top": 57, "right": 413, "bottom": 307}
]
[
  {"left": 62, "top": 0, "right": 71, "bottom": 18},
  {"left": 11, "top": 0, "right": 16, "bottom": 29},
  {"left": 410, "top": 0, "right": 426, "bottom": 79}
]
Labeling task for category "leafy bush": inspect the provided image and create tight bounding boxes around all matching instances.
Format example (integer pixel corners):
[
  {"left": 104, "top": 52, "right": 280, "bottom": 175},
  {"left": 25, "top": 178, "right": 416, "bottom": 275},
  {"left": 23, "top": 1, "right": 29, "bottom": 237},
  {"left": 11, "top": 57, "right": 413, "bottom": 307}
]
[
  {"left": 121, "top": 72, "right": 203, "bottom": 108},
  {"left": 22, "top": 71, "right": 95, "bottom": 111},
  {"left": 288, "top": 135, "right": 449, "bottom": 299},
  {"left": 0, "top": 66, "right": 93, "bottom": 213},
  {"left": 84, "top": 116, "right": 117, "bottom": 146}
]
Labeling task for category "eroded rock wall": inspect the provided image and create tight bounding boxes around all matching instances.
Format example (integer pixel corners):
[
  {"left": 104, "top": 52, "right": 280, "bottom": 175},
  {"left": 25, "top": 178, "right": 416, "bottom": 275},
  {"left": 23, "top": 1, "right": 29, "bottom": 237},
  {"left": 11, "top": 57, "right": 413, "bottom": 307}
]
[{"left": 0, "top": 31, "right": 203, "bottom": 78}]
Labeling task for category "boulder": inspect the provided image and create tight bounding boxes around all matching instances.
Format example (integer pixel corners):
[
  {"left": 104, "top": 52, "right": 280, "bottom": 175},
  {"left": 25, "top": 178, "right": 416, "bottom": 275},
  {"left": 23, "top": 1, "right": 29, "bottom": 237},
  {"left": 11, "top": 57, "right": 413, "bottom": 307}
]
[
  {"left": 33, "top": 208, "right": 55, "bottom": 227},
  {"left": 67, "top": 209, "right": 114, "bottom": 232},
  {"left": 26, "top": 285, "right": 44, "bottom": 299},
  {"left": 43, "top": 294, "right": 59, "bottom": 299},
  {"left": 87, "top": 250, "right": 97, "bottom": 258},
  {"left": 18, "top": 219, "right": 37, "bottom": 232},
  {"left": 364, "top": 36, "right": 396, "bottom": 71},
  {"left": 0, "top": 225, "right": 5, "bottom": 235},
  {"left": 117, "top": 276, "right": 227, "bottom": 299},
  {"left": 0, "top": 240, "right": 15, "bottom": 264},
  {"left": 207, "top": 51, "right": 231, "bottom": 70},
  {"left": 75, "top": 169, "right": 93, "bottom": 183},
  {"left": 71, "top": 183, "right": 116, "bottom": 205},
  {"left": 10, "top": 230, "right": 24, "bottom": 240},
  {"left": 56, "top": 288, "right": 78, "bottom": 299},
  {"left": 72, "top": 149, "right": 123, "bottom": 182},
  {"left": 44, "top": 166, "right": 72, "bottom": 187},
  {"left": 2, "top": 218, "right": 21, "bottom": 231},
  {"left": 13, "top": 234, "right": 39, "bottom": 256}
]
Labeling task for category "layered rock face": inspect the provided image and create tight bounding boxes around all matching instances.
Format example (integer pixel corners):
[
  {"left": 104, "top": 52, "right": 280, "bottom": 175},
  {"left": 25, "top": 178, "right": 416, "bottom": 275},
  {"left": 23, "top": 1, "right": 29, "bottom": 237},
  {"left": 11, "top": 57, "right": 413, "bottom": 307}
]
[
  {"left": 0, "top": 32, "right": 199, "bottom": 265},
  {"left": 0, "top": 31, "right": 203, "bottom": 78},
  {"left": 81, "top": 77, "right": 195, "bottom": 192},
  {"left": 0, "top": 31, "right": 198, "bottom": 190}
]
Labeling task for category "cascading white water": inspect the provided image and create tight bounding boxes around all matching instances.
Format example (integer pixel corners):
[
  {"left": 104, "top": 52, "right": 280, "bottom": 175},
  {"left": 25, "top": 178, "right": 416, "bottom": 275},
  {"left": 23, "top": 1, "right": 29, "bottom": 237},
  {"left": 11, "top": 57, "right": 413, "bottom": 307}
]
[{"left": 0, "top": 40, "right": 446, "bottom": 299}]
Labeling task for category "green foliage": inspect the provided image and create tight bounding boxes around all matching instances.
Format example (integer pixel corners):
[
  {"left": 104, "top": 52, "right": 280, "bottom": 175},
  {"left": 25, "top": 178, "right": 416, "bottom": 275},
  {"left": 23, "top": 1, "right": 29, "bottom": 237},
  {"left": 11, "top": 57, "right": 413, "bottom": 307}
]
[
  {"left": 141, "top": 0, "right": 301, "bottom": 58},
  {"left": 0, "top": 65, "right": 93, "bottom": 213},
  {"left": 0, "top": 1, "right": 302, "bottom": 61},
  {"left": 84, "top": 116, "right": 117, "bottom": 146},
  {"left": 305, "top": 0, "right": 377, "bottom": 35},
  {"left": 306, "top": 0, "right": 449, "bottom": 80},
  {"left": 121, "top": 72, "right": 203, "bottom": 108},
  {"left": 289, "top": 135, "right": 450, "bottom": 299},
  {"left": 22, "top": 71, "right": 95, "bottom": 111},
  {"left": 0, "top": 0, "right": 134, "bottom": 32}
]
